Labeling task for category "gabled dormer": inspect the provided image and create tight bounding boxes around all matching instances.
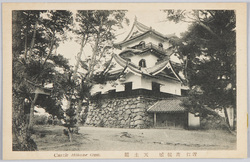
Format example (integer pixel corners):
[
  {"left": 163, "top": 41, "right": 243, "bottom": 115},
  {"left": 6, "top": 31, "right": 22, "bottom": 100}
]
[
  {"left": 114, "top": 18, "right": 177, "bottom": 68},
  {"left": 114, "top": 17, "right": 176, "bottom": 51}
]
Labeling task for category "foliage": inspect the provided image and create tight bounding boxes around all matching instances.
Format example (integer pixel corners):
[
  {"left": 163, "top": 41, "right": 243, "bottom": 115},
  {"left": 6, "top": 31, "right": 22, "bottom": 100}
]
[
  {"left": 63, "top": 10, "right": 129, "bottom": 127},
  {"left": 12, "top": 10, "right": 73, "bottom": 150},
  {"left": 165, "top": 10, "right": 236, "bottom": 130},
  {"left": 34, "top": 115, "right": 48, "bottom": 125},
  {"left": 75, "top": 10, "right": 129, "bottom": 80},
  {"left": 14, "top": 10, "right": 73, "bottom": 116},
  {"left": 12, "top": 93, "right": 37, "bottom": 151},
  {"left": 63, "top": 107, "right": 77, "bottom": 129},
  {"left": 62, "top": 105, "right": 78, "bottom": 142},
  {"left": 12, "top": 9, "right": 128, "bottom": 146}
]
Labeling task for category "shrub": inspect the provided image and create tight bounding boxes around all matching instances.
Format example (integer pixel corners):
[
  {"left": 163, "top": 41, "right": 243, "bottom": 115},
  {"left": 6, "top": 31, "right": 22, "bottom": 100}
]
[{"left": 34, "top": 115, "right": 48, "bottom": 125}]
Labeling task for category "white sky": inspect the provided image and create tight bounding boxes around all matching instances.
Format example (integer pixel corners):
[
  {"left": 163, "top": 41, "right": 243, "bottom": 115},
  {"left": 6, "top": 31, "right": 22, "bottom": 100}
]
[{"left": 57, "top": 10, "right": 190, "bottom": 66}]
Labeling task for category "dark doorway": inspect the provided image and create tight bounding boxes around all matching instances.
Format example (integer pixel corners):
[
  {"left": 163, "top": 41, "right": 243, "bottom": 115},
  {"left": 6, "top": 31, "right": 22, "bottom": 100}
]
[{"left": 124, "top": 82, "right": 132, "bottom": 91}]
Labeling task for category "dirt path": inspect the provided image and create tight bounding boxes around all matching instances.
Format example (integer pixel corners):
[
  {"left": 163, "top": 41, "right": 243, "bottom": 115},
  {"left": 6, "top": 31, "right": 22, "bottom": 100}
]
[
  {"left": 34, "top": 126, "right": 236, "bottom": 151},
  {"left": 77, "top": 127, "right": 236, "bottom": 151}
]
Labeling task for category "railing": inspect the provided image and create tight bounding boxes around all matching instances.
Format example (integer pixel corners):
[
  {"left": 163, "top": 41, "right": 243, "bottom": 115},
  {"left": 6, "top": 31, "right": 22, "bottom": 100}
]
[{"left": 131, "top": 42, "right": 166, "bottom": 54}]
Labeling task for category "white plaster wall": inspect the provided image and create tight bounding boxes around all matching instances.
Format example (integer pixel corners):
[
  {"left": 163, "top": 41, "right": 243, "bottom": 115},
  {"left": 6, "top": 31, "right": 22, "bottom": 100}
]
[
  {"left": 128, "top": 53, "right": 158, "bottom": 68},
  {"left": 91, "top": 75, "right": 181, "bottom": 96},
  {"left": 91, "top": 72, "right": 144, "bottom": 94},
  {"left": 162, "top": 41, "right": 171, "bottom": 49},
  {"left": 160, "top": 81, "right": 181, "bottom": 95},
  {"left": 188, "top": 113, "right": 200, "bottom": 128},
  {"left": 91, "top": 69, "right": 182, "bottom": 96},
  {"left": 115, "top": 72, "right": 143, "bottom": 92},
  {"left": 141, "top": 76, "right": 152, "bottom": 90},
  {"left": 116, "top": 84, "right": 125, "bottom": 92},
  {"left": 125, "top": 73, "right": 142, "bottom": 90},
  {"left": 141, "top": 76, "right": 182, "bottom": 95}
]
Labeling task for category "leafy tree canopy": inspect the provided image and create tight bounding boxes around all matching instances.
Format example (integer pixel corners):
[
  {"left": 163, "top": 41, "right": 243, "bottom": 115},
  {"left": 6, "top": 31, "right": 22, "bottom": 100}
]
[{"left": 165, "top": 10, "right": 236, "bottom": 114}]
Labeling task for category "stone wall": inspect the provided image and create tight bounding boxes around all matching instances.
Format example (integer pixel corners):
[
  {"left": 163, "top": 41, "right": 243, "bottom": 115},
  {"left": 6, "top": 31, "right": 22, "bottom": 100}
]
[{"left": 85, "top": 96, "right": 157, "bottom": 128}]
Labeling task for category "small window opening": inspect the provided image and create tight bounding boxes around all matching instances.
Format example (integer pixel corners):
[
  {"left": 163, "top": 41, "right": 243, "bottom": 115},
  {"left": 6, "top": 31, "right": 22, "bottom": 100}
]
[
  {"left": 139, "top": 41, "right": 145, "bottom": 48},
  {"left": 125, "top": 82, "right": 132, "bottom": 91},
  {"left": 152, "top": 82, "right": 160, "bottom": 92},
  {"left": 158, "top": 43, "right": 163, "bottom": 48},
  {"left": 139, "top": 59, "right": 146, "bottom": 68}
]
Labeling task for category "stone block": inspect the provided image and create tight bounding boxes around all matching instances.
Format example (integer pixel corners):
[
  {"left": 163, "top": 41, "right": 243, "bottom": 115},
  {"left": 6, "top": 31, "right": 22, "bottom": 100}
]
[
  {"left": 124, "top": 114, "right": 130, "bottom": 120},
  {"left": 133, "top": 108, "right": 144, "bottom": 113},
  {"left": 121, "top": 120, "right": 126, "bottom": 125},
  {"left": 130, "top": 104, "right": 136, "bottom": 109},
  {"left": 125, "top": 104, "right": 130, "bottom": 109},
  {"left": 125, "top": 109, "right": 131, "bottom": 115},
  {"left": 136, "top": 103, "right": 145, "bottom": 108},
  {"left": 134, "top": 120, "right": 144, "bottom": 126},
  {"left": 134, "top": 115, "right": 142, "bottom": 121},
  {"left": 85, "top": 117, "right": 91, "bottom": 124}
]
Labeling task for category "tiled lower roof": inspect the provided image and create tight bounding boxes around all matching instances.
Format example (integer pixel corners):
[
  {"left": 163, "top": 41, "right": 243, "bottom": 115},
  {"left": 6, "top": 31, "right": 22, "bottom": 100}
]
[{"left": 147, "top": 98, "right": 186, "bottom": 113}]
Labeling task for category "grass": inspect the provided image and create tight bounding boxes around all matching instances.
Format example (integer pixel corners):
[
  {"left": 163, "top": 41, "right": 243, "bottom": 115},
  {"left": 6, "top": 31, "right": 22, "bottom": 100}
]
[{"left": 32, "top": 125, "right": 87, "bottom": 151}]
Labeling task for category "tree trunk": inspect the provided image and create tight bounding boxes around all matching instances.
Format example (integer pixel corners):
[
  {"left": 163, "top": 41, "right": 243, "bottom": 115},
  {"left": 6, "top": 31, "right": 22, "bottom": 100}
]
[
  {"left": 42, "top": 35, "right": 55, "bottom": 67},
  {"left": 66, "top": 36, "right": 88, "bottom": 125},
  {"left": 67, "top": 128, "right": 73, "bottom": 142},
  {"left": 76, "top": 100, "right": 82, "bottom": 125},
  {"left": 12, "top": 94, "right": 37, "bottom": 151},
  {"left": 87, "top": 33, "right": 100, "bottom": 80},
  {"left": 28, "top": 92, "right": 39, "bottom": 130},
  {"left": 233, "top": 107, "right": 237, "bottom": 131},
  {"left": 28, "top": 20, "right": 38, "bottom": 57},
  {"left": 223, "top": 107, "right": 231, "bottom": 131}
]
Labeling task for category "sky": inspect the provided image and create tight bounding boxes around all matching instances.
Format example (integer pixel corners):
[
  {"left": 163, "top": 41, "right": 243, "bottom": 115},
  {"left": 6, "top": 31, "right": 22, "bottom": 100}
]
[{"left": 57, "top": 10, "right": 190, "bottom": 66}]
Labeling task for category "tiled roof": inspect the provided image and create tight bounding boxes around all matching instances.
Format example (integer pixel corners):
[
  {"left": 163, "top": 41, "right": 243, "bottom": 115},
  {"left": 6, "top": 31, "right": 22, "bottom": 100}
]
[
  {"left": 114, "top": 20, "right": 176, "bottom": 46},
  {"left": 145, "top": 59, "right": 169, "bottom": 74},
  {"left": 147, "top": 98, "right": 186, "bottom": 113},
  {"left": 111, "top": 54, "right": 181, "bottom": 82}
]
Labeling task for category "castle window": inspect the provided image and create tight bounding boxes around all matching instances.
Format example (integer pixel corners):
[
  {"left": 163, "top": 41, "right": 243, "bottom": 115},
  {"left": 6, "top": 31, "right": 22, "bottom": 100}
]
[
  {"left": 139, "top": 41, "right": 145, "bottom": 48},
  {"left": 139, "top": 59, "right": 146, "bottom": 68},
  {"left": 158, "top": 43, "right": 163, "bottom": 48},
  {"left": 125, "top": 82, "right": 132, "bottom": 91},
  {"left": 152, "top": 82, "right": 160, "bottom": 92}
]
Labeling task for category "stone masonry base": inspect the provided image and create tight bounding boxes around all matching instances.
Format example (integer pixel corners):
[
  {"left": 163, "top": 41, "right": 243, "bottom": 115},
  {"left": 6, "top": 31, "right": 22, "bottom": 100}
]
[{"left": 85, "top": 96, "right": 157, "bottom": 128}]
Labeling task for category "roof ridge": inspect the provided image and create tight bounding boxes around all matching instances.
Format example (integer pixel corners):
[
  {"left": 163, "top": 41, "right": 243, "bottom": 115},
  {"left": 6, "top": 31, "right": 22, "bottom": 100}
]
[
  {"left": 136, "top": 20, "right": 151, "bottom": 31},
  {"left": 147, "top": 98, "right": 186, "bottom": 113},
  {"left": 147, "top": 101, "right": 159, "bottom": 112},
  {"left": 168, "top": 60, "right": 183, "bottom": 83}
]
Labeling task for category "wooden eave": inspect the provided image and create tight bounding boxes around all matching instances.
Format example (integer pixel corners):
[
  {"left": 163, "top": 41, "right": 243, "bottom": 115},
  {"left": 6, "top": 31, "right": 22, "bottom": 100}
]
[
  {"left": 119, "top": 45, "right": 168, "bottom": 59},
  {"left": 115, "top": 31, "right": 167, "bottom": 48},
  {"left": 106, "top": 54, "right": 182, "bottom": 83}
]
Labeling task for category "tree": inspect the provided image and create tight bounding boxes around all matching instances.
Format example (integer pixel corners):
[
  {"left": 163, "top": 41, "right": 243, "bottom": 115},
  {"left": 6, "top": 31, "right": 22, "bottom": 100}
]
[
  {"left": 164, "top": 10, "right": 236, "bottom": 131},
  {"left": 26, "top": 10, "right": 73, "bottom": 130},
  {"left": 12, "top": 10, "right": 73, "bottom": 150},
  {"left": 65, "top": 10, "right": 129, "bottom": 126}
]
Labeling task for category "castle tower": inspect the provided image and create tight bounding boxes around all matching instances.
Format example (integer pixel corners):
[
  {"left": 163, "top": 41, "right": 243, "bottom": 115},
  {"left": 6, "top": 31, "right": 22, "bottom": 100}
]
[{"left": 85, "top": 19, "right": 199, "bottom": 129}]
